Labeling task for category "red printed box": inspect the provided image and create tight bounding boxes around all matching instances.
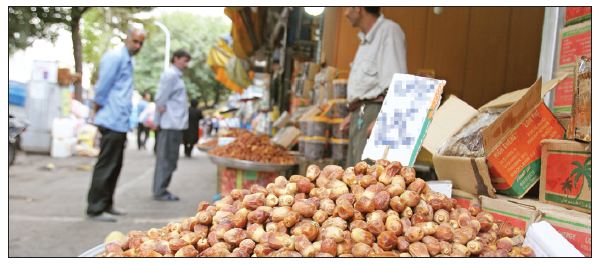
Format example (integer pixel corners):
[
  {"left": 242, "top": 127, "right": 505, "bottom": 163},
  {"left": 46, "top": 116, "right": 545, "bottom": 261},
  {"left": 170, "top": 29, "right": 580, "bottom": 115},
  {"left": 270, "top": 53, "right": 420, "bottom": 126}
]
[
  {"left": 552, "top": 71, "right": 575, "bottom": 115},
  {"left": 480, "top": 195, "right": 540, "bottom": 231},
  {"left": 539, "top": 139, "right": 591, "bottom": 213},
  {"left": 558, "top": 21, "right": 591, "bottom": 67},
  {"left": 452, "top": 189, "right": 480, "bottom": 209},
  {"left": 565, "top": 7, "right": 592, "bottom": 26}
]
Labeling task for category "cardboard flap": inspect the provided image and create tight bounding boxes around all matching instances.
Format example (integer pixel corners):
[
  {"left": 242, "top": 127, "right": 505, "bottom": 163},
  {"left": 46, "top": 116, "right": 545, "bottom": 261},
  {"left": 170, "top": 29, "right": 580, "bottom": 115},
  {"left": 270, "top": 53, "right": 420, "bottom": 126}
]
[
  {"left": 423, "top": 95, "right": 478, "bottom": 153},
  {"left": 479, "top": 88, "right": 529, "bottom": 111},
  {"left": 482, "top": 78, "right": 543, "bottom": 155},
  {"left": 479, "top": 76, "right": 566, "bottom": 111},
  {"left": 271, "top": 126, "right": 302, "bottom": 149},
  {"left": 544, "top": 74, "right": 569, "bottom": 94}
]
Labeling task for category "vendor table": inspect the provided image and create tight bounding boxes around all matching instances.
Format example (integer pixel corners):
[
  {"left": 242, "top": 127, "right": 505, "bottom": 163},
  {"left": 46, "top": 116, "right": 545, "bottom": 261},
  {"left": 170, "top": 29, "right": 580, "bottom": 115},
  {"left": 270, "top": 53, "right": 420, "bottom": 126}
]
[{"left": 208, "top": 154, "right": 297, "bottom": 195}]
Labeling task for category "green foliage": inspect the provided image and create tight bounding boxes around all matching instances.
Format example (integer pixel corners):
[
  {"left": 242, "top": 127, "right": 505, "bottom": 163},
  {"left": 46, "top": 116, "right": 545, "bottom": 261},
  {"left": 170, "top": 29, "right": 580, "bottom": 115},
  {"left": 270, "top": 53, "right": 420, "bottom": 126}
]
[
  {"left": 133, "top": 11, "right": 231, "bottom": 108},
  {"left": 9, "top": 7, "right": 230, "bottom": 108},
  {"left": 8, "top": 7, "right": 70, "bottom": 54},
  {"left": 81, "top": 7, "right": 153, "bottom": 84}
]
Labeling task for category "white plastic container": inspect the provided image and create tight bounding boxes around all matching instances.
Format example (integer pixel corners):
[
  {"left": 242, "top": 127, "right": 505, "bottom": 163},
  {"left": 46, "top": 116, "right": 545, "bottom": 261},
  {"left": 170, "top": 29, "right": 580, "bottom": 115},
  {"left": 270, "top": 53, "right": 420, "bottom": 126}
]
[
  {"left": 523, "top": 221, "right": 584, "bottom": 257},
  {"left": 52, "top": 117, "right": 77, "bottom": 139},
  {"left": 51, "top": 137, "right": 77, "bottom": 158}
]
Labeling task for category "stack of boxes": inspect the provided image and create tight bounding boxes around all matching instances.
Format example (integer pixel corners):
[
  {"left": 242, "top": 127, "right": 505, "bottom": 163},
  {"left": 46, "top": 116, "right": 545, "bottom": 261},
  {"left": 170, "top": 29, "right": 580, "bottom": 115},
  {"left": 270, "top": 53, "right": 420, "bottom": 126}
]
[
  {"left": 290, "top": 61, "right": 320, "bottom": 113},
  {"left": 327, "top": 79, "right": 349, "bottom": 162},
  {"left": 298, "top": 77, "right": 349, "bottom": 167},
  {"left": 425, "top": 8, "right": 593, "bottom": 253},
  {"left": 552, "top": 7, "right": 591, "bottom": 129}
]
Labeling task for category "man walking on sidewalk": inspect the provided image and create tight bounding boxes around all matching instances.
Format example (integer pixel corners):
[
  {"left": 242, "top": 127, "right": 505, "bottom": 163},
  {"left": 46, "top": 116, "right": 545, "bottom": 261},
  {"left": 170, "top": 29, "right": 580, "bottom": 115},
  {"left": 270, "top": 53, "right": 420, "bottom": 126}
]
[
  {"left": 153, "top": 50, "right": 191, "bottom": 201},
  {"left": 86, "top": 28, "right": 146, "bottom": 222}
]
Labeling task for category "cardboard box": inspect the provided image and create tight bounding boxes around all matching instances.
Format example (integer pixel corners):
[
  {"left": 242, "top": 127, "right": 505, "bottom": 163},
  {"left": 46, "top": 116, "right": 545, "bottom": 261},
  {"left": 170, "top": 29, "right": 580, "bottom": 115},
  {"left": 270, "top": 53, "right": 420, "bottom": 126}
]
[
  {"left": 480, "top": 195, "right": 541, "bottom": 231},
  {"left": 568, "top": 57, "right": 591, "bottom": 142},
  {"left": 483, "top": 80, "right": 565, "bottom": 198},
  {"left": 271, "top": 126, "right": 302, "bottom": 149},
  {"left": 57, "top": 68, "right": 73, "bottom": 86},
  {"left": 503, "top": 196, "right": 592, "bottom": 257},
  {"left": 452, "top": 189, "right": 480, "bottom": 209},
  {"left": 552, "top": 70, "right": 575, "bottom": 116},
  {"left": 536, "top": 204, "right": 591, "bottom": 257},
  {"left": 539, "top": 139, "right": 591, "bottom": 213},
  {"left": 423, "top": 78, "right": 564, "bottom": 198},
  {"left": 565, "top": 7, "right": 592, "bottom": 26},
  {"left": 558, "top": 21, "right": 591, "bottom": 69}
]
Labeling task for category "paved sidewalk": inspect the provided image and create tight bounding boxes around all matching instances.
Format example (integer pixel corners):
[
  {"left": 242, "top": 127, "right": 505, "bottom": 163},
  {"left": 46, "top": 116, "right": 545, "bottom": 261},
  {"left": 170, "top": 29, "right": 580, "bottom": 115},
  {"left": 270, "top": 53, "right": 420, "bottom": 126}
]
[{"left": 8, "top": 134, "right": 217, "bottom": 257}]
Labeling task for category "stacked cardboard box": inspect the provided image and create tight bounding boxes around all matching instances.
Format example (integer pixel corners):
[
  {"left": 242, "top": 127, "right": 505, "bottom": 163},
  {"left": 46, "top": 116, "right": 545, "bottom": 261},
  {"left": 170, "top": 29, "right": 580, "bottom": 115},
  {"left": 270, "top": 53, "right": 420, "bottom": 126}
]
[
  {"left": 539, "top": 139, "right": 591, "bottom": 213},
  {"left": 483, "top": 194, "right": 591, "bottom": 257},
  {"left": 564, "top": 7, "right": 592, "bottom": 26},
  {"left": 552, "top": 11, "right": 591, "bottom": 124}
]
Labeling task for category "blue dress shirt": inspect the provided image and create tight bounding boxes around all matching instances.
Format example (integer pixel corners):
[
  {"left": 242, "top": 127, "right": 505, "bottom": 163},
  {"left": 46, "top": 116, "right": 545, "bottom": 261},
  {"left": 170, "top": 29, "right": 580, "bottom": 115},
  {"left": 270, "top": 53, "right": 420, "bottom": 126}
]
[{"left": 93, "top": 46, "right": 134, "bottom": 133}]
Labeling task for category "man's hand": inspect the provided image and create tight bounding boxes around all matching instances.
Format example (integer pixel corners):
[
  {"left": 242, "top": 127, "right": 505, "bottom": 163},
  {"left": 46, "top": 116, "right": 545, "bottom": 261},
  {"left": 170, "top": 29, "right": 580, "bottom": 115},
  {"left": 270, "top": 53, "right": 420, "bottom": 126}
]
[
  {"left": 90, "top": 103, "right": 102, "bottom": 121},
  {"left": 158, "top": 106, "right": 166, "bottom": 113},
  {"left": 93, "top": 103, "right": 102, "bottom": 112},
  {"left": 340, "top": 114, "right": 351, "bottom": 132}
]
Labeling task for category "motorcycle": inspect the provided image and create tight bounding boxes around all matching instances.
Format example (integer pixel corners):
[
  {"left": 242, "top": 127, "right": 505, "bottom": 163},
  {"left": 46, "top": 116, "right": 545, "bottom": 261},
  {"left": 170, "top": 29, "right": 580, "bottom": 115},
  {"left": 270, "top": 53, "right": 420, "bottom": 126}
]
[{"left": 9, "top": 114, "right": 28, "bottom": 166}]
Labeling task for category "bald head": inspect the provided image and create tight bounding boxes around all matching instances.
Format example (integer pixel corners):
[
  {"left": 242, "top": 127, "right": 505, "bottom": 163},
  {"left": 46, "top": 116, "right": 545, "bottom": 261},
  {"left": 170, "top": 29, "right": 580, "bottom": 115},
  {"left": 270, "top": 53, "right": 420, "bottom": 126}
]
[{"left": 125, "top": 28, "right": 146, "bottom": 56}]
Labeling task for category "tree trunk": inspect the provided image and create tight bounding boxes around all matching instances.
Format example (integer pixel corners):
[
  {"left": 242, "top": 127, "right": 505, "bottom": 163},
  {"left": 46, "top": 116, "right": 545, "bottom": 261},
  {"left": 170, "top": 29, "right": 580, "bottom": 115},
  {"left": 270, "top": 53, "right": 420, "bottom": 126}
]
[
  {"left": 71, "top": 7, "right": 88, "bottom": 102},
  {"left": 200, "top": 92, "right": 209, "bottom": 108}
]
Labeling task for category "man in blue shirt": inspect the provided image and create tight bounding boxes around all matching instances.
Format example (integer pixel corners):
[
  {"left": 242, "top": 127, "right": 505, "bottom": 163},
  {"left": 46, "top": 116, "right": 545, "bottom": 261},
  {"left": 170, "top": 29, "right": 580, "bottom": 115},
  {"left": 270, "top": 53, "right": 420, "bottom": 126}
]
[
  {"left": 86, "top": 28, "right": 146, "bottom": 222},
  {"left": 152, "top": 49, "right": 191, "bottom": 201}
]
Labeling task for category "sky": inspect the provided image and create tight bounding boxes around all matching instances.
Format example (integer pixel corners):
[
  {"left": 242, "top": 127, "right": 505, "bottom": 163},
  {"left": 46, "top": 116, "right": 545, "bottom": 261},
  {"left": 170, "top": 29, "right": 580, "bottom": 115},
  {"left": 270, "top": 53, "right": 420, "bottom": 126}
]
[{"left": 8, "top": 7, "right": 230, "bottom": 84}]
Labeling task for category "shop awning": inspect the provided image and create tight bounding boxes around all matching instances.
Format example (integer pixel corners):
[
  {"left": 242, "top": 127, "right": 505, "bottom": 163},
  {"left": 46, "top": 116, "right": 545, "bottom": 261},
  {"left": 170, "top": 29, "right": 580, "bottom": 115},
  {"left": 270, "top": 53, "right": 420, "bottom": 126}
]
[
  {"left": 224, "top": 7, "right": 264, "bottom": 60},
  {"left": 207, "top": 37, "right": 253, "bottom": 94}
]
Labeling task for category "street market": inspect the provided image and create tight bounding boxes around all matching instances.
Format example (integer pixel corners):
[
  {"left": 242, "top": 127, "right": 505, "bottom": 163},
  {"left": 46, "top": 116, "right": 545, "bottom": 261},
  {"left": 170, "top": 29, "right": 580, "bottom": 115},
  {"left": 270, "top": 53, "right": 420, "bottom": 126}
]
[{"left": 7, "top": 6, "right": 592, "bottom": 258}]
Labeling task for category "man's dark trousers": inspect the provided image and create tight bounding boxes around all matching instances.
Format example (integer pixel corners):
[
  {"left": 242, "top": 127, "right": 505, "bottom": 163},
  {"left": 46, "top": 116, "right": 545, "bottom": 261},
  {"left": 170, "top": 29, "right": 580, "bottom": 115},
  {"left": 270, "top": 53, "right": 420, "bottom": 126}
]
[{"left": 86, "top": 127, "right": 126, "bottom": 216}]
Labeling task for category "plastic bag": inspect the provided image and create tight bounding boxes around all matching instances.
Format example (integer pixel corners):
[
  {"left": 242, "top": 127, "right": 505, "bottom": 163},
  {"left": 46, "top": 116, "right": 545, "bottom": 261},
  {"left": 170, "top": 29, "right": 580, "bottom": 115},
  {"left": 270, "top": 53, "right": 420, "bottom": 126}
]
[{"left": 438, "top": 107, "right": 507, "bottom": 157}]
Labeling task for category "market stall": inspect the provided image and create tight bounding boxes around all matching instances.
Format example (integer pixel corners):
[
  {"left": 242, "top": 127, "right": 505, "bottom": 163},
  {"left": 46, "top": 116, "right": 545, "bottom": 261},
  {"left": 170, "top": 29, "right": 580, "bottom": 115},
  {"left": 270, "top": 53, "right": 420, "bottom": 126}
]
[
  {"left": 207, "top": 129, "right": 298, "bottom": 195},
  {"left": 82, "top": 7, "right": 591, "bottom": 258}
]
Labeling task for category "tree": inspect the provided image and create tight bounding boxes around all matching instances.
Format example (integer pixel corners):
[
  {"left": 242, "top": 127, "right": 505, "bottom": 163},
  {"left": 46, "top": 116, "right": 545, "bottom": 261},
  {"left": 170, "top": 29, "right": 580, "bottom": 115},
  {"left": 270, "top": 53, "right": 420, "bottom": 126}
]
[
  {"left": 81, "top": 7, "right": 153, "bottom": 84},
  {"left": 8, "top": 7, "right": 69, "bottom": 54},
  {"left": 133, "top": 11, "right": 231, "bottom": 108},
  {"left": 9, "top": 7, "right": 89, "bottom": 100},
  {"left": 9, "top": 7, "right": 152, "bottom": 102}
]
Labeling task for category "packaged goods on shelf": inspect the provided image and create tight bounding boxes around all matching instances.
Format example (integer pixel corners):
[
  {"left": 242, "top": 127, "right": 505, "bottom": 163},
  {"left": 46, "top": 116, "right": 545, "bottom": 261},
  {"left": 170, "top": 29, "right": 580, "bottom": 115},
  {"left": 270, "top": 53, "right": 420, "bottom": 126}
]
[
  {"left": 329, "top": 138, "right": 349, "bottom": 161},
  {"left": 329, "top": 118, "right": 349, "bottom": 139},
  {"left": 302, "top": 136, "right": 328, "bottom": 160},
  {"left": 303, "top": 116, "right": 330, "bottom": 137},
  {"left": 332, "top": 79, "right": 348, "bottom": 99},
  {"left": 325, "top": 99, "right": 349, "bottom": 119}
]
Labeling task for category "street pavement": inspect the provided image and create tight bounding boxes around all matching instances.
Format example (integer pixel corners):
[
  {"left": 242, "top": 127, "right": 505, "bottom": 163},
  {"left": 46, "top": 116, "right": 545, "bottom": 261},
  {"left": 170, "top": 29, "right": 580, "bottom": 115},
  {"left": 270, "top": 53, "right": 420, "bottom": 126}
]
[{"left": 8, "top": 133, "right": 218, "bottom": 257}]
